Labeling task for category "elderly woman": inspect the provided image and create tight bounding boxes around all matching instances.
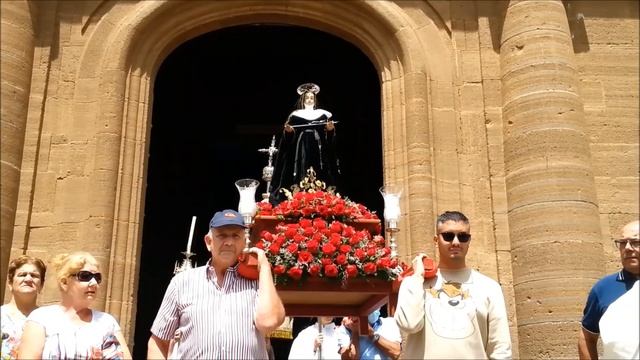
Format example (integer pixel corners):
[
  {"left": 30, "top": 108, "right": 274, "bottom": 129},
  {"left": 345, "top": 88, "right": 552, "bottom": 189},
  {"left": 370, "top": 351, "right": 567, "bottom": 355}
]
[
  {"left": 1, "top": 255, "right": 47, "bottom": 359},
  {"left": 17, "top": 251, "right": 131, "bottom": 359}
]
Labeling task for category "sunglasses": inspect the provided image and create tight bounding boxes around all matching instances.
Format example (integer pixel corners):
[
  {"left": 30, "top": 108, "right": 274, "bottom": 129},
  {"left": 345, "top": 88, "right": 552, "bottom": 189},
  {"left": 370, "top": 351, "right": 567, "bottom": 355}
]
[
  {"left": 72, "top": 270, "right": 102, "bottom": 284},
  {"left": 614, "top": 238, "right": 640, "bottom": 250},
  {"left": 439, "top": 232, "right": 471, "bottom": 243}
]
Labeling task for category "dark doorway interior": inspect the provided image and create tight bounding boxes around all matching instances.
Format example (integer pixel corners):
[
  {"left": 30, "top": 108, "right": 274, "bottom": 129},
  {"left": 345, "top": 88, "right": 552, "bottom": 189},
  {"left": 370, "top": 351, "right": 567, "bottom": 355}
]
[{"left": 133, "top": 24, "right": 382, "bottom": 358}]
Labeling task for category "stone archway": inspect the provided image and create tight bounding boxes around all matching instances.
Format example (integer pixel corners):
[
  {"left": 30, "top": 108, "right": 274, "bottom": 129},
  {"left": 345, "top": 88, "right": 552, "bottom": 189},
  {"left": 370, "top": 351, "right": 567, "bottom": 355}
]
[{"left": 72, "top": 0, "right": 453, "bottom": 344}]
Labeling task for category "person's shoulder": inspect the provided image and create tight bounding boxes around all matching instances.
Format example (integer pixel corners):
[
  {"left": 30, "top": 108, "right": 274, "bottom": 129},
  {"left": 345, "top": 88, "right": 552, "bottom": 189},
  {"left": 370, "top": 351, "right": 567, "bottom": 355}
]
[
  {"left": 27, "top": 304, "right": 60, "bottom": 322},
  {"left": 470, "top": 269, "right": 503, "bottom": 288},
  {"left": 30, "top": 304, "right": 58, "bottom": 315},
  {"left": 92, "top": 309, "right": 116, "bottom": 320},
  {"left": 591, "top": 271, "right": 623, "bottom": 290},
  {"left": 173, "top": 264, "right": 207, "bottom": 283}
]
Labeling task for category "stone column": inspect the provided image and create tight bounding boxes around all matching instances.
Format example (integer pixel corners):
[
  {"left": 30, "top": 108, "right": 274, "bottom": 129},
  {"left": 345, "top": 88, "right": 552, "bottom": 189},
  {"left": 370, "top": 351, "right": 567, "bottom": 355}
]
[
  {"left": 1, "top": 0, "right": 36, "bottom": 300},
  {"left": 500, "top": 1, "right": 604, "bottom": 358}
]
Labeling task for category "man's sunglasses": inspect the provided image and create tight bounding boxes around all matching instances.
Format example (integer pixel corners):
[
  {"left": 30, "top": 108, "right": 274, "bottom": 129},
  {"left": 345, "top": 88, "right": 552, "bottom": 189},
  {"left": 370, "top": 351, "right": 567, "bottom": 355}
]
[
  {"left": 439, "top": 232, "right": 471, "bottom": 243},
  {"left": 72, "top": 270, "right": 102, "bottom": 284},
  {"left": 614, "top": 238, "right": 640, "bottom": 250}
]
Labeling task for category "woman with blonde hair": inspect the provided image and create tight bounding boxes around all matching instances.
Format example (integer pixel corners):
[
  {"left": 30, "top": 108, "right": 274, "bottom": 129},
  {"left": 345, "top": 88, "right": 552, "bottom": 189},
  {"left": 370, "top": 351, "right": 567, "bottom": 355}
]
[
  {"left": 1, "top": 255, "right": 47, "bottom": 359},
  {"left": 17, "top": 251, "right": 131, "bottom": 359}
]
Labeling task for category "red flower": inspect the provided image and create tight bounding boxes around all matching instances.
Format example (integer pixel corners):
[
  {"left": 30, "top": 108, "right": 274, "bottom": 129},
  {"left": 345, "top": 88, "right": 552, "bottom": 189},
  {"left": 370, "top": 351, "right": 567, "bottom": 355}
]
[
  {"left": 321, "top": 257, "right": 333, "bottom": 266},
  {"left": 339, "top": 244, "right": 352, "bottom": 254},
  {"left": 335, "top": 254, "right": 347, "bottom": 265},
  {"left": 363, "top": 262, "right": 377, "bottom": 274},
  {"left": 286, "top": 243, "right": 299, "bottom": 254},
  {"left": 305, "top": 192, "right": 315, "bottom": 202},
  {"left": 354, "top": 248, "right": 366, "bottom": 260},
  {"left": 293, "top": 234, "right": 306, "bottom": 243},
  {"left": 349, "top": 231, "right": 365, "bottom": 245},
  {"left": 324, "top": 264, "right": 339, "bottom": 277},
  {"left": 284, "top": 227, "right": 298, "bottom": 239},
  {"left": 302, "top": 206, "right": 315, "bottom": 217},
  {"left": 287, "top": 267, "right": 303, "bottom": 280},
  {"left": 261, "top": 231, "right": 273, "bottom": 242},
  {"left": 342, "top": 226, "right": 355, "bottom": 238},
  {"left": 268, "top": 243, "right": 281, "bottom": 255},
  {"left": 273, "top": 265, "right": 286, "bottom": 275},
  {"left": 306, "top": 240, "right": 320, "bottom": 254},
  {"left": 321, "top": 243, "right": 336, "bottom": 255},
  {"left": 312, "top": 232, "right": 324, "bottom": 242},
  {"left": 366, "top": 247, "right": 377, "bottom": 257},
  {"left": 329, "top": 233, "right": 342, "bottom": 247},
  {"left": 308, "top": 264, "right": 321, "bottom": 277},
  {"left": 346, "top": 265, "right": 358, "bottom": 278},
  {"left": 298, "top": 251, "right": 313, "bottom": 264},
  {"left": 376, "top": 257, "right": 391, "bottom": 269},
  {"left": 312, "top": 218, "right": 327, "bottom": 230},
  {"left": 303, "top": 227, "right": 315, "bottom": 236},
  {"left": 330, "top": 221, "right": 343, "bottom": 233},
  {"left": 299, "top": 218, "right": 313, "bottom": 228}
]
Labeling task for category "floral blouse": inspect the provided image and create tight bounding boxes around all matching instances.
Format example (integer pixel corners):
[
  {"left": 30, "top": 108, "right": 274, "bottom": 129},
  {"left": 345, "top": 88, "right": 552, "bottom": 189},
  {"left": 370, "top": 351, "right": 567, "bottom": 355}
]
[{"left": 1, "top": 304, "right": 27, "bottom": 359}]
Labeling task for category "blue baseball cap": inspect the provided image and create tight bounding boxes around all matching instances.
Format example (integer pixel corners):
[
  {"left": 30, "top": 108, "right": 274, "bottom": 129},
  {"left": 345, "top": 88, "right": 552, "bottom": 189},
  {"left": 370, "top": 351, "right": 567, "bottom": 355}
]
[{"left": 209, "top": 209, "right": 247, "bottom": 228}]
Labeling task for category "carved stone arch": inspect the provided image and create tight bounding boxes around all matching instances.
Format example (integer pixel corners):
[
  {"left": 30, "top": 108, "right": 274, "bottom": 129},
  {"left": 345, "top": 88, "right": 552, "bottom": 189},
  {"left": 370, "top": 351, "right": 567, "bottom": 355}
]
[{"left": 73, "top": 1, "right": 453, "bottom": 336}]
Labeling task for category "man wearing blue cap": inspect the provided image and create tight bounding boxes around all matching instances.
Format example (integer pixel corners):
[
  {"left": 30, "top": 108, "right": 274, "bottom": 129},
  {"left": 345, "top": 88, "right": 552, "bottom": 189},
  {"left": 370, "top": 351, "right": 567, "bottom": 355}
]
[{"left": 148, "top": 209, "right": 285, "bottom": 359}]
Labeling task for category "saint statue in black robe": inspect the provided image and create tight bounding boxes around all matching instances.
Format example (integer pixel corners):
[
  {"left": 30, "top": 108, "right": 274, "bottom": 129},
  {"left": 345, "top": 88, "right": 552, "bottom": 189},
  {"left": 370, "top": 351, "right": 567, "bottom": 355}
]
[{"left": 271, "top": 83, "right": 340, "bottom": 203}]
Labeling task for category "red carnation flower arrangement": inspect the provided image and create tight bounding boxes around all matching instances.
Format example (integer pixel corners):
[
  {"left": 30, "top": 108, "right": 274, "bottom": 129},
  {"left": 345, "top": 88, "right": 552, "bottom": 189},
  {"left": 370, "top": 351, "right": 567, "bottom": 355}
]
[
  {"left": 255, "top": 214, "right": 399, "bottom": 284},
  {"left": 254, "top": 168, "right": 399, "bottom": 284}
]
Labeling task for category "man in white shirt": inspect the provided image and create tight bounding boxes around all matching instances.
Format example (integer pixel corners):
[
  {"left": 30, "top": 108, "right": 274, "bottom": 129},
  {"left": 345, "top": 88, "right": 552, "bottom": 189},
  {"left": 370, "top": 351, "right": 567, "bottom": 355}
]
[
  {"left": 288, "top": 317, "right": 350, "bottom": 360},
  {"left": 395, "top": 211, "right": 512, "bottom": 359}
]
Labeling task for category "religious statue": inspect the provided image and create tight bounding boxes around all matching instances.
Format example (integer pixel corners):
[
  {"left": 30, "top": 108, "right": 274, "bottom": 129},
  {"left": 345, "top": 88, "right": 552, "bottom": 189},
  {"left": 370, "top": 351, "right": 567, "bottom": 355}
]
[{"left": 270, "top": 83, "right": 341, "bottom": 203}]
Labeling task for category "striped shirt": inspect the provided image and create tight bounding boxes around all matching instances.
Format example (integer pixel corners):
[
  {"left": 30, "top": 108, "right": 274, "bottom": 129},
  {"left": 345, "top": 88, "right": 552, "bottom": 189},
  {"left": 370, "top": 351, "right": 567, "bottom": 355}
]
[{"left": 150, "top": 261, "right": 267, "bottom": 359}]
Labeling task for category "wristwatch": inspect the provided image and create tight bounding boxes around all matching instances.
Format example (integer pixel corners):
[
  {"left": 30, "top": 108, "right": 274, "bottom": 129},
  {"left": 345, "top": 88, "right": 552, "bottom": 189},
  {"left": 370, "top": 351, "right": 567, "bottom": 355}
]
[{"left": 372, "top": 334, "right": 380, "bottom": 343}]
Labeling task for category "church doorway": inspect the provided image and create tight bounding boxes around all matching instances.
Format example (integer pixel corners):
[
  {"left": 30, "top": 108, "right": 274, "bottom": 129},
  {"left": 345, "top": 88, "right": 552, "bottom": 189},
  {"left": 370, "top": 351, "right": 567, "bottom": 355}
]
[{"left": 133, "top": 24, "right": 382, "bottom": 357}]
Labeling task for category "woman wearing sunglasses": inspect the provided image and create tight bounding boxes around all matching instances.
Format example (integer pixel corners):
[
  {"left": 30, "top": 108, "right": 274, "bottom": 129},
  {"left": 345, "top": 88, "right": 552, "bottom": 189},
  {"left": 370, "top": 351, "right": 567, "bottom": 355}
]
[
  {"left": 1, "top": 255, "right": 46, "bottom": 359},
  {"left": 17, "top": 251, "right": 132, "bottom": 359}
]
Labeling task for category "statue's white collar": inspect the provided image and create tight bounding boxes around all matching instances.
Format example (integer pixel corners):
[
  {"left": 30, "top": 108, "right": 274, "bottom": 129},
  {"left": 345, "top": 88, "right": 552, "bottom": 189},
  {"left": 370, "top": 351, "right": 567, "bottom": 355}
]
[{"left": 291, "top": 108, "right": 332, "bottom": 120}]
